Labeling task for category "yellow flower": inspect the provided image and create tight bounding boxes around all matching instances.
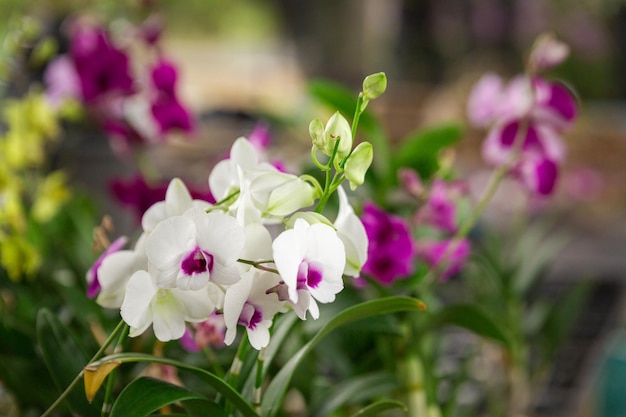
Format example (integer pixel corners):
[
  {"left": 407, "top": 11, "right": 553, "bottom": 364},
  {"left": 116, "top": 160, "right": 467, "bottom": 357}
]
[
  {"left": 0, "top": 234, "right": 41, "bottom": 281},
  {"left": 32, "top": 171, "right": 71, "bottom": 222}
]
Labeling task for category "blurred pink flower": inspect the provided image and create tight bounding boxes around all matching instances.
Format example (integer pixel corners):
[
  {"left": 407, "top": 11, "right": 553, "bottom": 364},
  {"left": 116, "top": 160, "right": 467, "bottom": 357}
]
[{"left": 417, "top": 239, "right": 471, "bottom": 281}]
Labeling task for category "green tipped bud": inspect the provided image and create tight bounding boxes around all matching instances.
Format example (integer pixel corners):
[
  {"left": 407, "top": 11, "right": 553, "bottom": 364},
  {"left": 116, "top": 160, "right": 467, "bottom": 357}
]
[
  {"left": 324, "top": 112, "right": 352, "bottom": 159},
  {"left": 309, "top": 118, "right": 325, "bottom": 149},
  {"left": 344, "top": 141, "right": 373, "bottom": 190},
  {"left": 362, "top": 72, "right": 387, "bottom": 100},
  {"left": 286, "top": 211, "right": 335, "bottom": 229}
]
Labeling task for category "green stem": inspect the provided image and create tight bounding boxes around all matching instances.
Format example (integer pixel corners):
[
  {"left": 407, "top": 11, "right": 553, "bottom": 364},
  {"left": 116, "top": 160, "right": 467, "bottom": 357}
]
[
  {"left": 252, "top": 347, "right": 266, "bottom": 413},
  {"left": 315, "top": 138, "right": 342, "bottom": 213},
  {"left": 40, "top": 319, "right": 127, "bottom": 417},
  {"left": 101, "top": 324, "right": 128, "bottom": 417},
  {"left": 237, "top": 258, "right": 278, "bottom": 274},
  {"left": 223, "top": 332, "right": 250, "bottom": 415},
  {"left": 418, "top": 120, "right": 530, "bottom": 291}
]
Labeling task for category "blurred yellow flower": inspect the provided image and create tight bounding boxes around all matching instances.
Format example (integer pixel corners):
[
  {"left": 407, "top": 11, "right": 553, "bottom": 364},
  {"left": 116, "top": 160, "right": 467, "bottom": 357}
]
[
  {"left": 32, "top": 171, "right": 71, "bottom": 222},
  {"left": 0, "top": 234, "right": 41, "bottom": 281}
]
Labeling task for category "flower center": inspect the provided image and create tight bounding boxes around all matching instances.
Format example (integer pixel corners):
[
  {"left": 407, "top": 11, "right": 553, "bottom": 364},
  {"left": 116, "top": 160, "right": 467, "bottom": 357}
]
[
  {"left": 297, "top": 260, "right": 324, "bottom": 289},
  {"left": 180, "top": 247, "right": 214, "bottom": 276},
  {"left": 238, "top": 302, "right": 263, "bottom": 330}
]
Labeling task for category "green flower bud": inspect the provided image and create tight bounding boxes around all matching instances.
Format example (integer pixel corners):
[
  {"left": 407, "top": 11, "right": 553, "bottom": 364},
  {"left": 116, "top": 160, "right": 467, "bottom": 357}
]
[
  {"left": 286, "top": 211, "right": 335, "bottom": 229},
  {"left": 309, "top": 118, "right": 325, "bottom": 149},
  {"left": 362, "top": 72, "right": 387, "bottom": 100},
  {"left": 344, "top": 141, "right": 373, "bottom": 190},
  {"left": 324, "top": 112, "right": 352, "bottom": 159}
]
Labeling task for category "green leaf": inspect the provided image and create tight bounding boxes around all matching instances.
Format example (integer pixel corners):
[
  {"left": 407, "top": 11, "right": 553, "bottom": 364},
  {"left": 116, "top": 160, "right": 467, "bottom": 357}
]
[
  {"left": 425, "top": 304, "right": 513, "bottom": 349},
  {"left": 393, "top": 124, "right": 463, "bottom": 179},
  {"left": 541, "top": 281, "right": 591, "bottom": 359},
  {"left": 36, "top": 308, "right": 98, "bottom": 416},
  {"left": 261, "top": 296, "right": 426, "bottom": 417},
  {"left": 184, "top": 398, "right": 228, "bottom": 417},
  {"left": 109, "top": 377, "right": 211, "bottom": 417},
  {"left": 350, "top": 400, "right": 407, "bottom": 417},
  {"left": 312, "top": 373, "right": 397, "bottom": 417},
  {"left": 88, "top": 353, "right": 259, "bottom": 417}
]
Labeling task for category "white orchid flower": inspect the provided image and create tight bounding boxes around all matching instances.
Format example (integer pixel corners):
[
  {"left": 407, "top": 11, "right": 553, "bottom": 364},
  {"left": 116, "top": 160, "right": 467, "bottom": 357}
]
[
  {"left": 96, "top": 232, "right": 148, "bottom": 309},
  {"left": 120, "top": 268, "right": 218, "bottom": 342},
  {"left": 145, "top": 208, "right": 245, "bottom": 291},
  {"left": 334, "top": 187, "right": 368, "bottom": 278},
  {"left": 223, "top": 269, "right": 285, "bottom": 350},
  {"left": 272, "top": 218, "right": 346, "bottom": 307},
  {"left": 142, "top": 178, "right": 211, "bottom": 233}
]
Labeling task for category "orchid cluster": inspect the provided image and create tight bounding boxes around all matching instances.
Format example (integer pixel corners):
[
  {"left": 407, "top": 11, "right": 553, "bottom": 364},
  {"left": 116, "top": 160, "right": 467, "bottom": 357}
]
[
  {"left": 88, "top": 74, "right": 385, "bottom": 351},
  {"left": 45, "top": 15, "right": 194, "bottom": 155},
  {"left": 0, "top": 92, "right": 70, "bottom": 280},
  {"left": 468, "top": 34, "right": 578, "bottom": 196}
]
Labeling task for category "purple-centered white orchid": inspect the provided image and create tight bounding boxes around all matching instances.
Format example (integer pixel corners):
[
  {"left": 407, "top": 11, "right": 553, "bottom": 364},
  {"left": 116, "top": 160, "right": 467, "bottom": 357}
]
[
  {"left": 273, "top": 218, "right": 346, "bottom": 306},
  {"left": 87, "top": 236, "right": 128, "bottom": 299},
  {"left": 96, "top": 233, "right": 148, "bottom": 309},
  {"left": 145, "top": 208, "right": 245, "bottom": 291},
  {"left": 223, "top": 269, "right": 285, "bottom": 350},
  {"left": 142, "top": 178, "right": 211, "bottom": 233},
  {"left": 120, "top": 268, "right": 218, "bottom": 341}
]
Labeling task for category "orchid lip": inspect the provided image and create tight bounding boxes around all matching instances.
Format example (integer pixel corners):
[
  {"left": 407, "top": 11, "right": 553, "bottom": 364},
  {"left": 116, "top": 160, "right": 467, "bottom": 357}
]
[
  {"left": 181, "top": 246, "right": 214, "bottom": 276},
  {"left": 239, "top": 302, "right": 263, "bottom": 330},
  {"left": 297, "top": 260, "right": 324, "bottom": 289}
]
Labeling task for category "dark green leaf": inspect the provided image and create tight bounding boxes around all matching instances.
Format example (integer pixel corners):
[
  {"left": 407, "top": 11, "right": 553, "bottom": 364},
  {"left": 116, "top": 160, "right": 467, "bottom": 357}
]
[
  {"left": 312, "top": 373, "right": 397, "bottom": 417},
  {"left": 36, "top": 308, "right": 98, "bottom": 416},
  {"left": 541, "top": 281, "right": 591, "bottom": 359},
  {"left": 393, "top": 124, "right": 463, "bottom": 179},
  {"left": 88, "top": 353, "right": 259, "bottom": 417},
  {"left": 425, "top": 304, "right": 513, "bottom": 349},
  {"left": 261, "top": 296, "right": 426, "bottom": 417},
  {"left": 184, "top": 398, "right": 228, "bottom": 417},
  {"left": 350, "top": 400, "right": 407, "bottom": 417},
  {"left": 109, "top": 377, "right": 211, "bottom": 417}
]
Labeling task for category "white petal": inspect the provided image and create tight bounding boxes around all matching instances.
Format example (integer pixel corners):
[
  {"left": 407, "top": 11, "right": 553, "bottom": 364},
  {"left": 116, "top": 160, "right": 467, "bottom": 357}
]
[
  {"left": 272, "top": 226, "right": 306, "bottom": 302},
  {"left": 97, "top": 250, "right": 139, "bottom": 308},
  {"left": 208, "top": 159, "right": 236, "bottom": 201},
  {"left": 141, "top": 201, "right": 167, "bottom": 233},
  {"left": 309, "top": 279, "right": 343, "bottom": 304},
  {"left": 121, "top": 270, "right": 157, "bottom": 332},
  {"left": 247, "top": 320, "right": 272, "bottom": 350},
  {"left": 146, "top": 216, "right": 195, "bottom": 270},
  {"left": 210, "top": 262, "right": 241, "bottom": 286},
  {"left": 223, "top": 271, "right": 254, "bottom": 345},
  {"left": 165, "top": 178, "right": 193, "bottom": 217},
  {"left": 231, "top": 137, "right": 259, "bottom": 171},
  {"left": 152, "top": 292, "right": 186, "bottom": 341},
  {"left": 193, "top": 211, "right": 245, "bottom": 265},
  {"left": 335, "top": 187, "right": 368, "bottom": 277},
  {"left": 241, "top": 223, "right": 273, "bottom": 263}
]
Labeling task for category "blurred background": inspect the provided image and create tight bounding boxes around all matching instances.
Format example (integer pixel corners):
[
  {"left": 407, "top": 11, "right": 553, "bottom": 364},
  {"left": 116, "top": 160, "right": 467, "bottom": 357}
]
[{"left": 2, "top": 0, "right": 626, "bottom": 416}]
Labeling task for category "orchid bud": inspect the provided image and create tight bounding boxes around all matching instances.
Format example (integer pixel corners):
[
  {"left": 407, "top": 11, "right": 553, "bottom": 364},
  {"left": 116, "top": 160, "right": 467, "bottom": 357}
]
[
  {"left": 344, "top": 141, "right": 373, "bottom": 190},
  {"left": 324, "top": 112, "right": 352, "bottom": 159},
  {"left": 286, "top": 212, "right": 334, "bottom": 229},
  {"left": 528, "top": 33, "right": 569, "bottom": 73},
  {"left": 266, "top": 177, "right": 316, "bottom": 216},
  {"left": 309, "top": 118, "right": 325, "bottom": 149},
  {"left": 362, "top": 72, "right": 387, "bottom": 101},
  {"left": 398, "top": 168, "right": 424, "bottom": 198}
]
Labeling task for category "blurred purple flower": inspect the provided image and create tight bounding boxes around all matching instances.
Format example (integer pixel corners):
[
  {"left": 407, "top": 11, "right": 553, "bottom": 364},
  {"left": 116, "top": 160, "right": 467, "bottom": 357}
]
[
  {"left": 109, "top": 174, "right": 214, "bottom": 222},
  {"left": 468, "top": 71, "right": 577, "bottom": 197},
  {"left": 417, "top": 238, "right": 471, "bottom": 281},
  {"left": 361, "top": 202, "right": 415, "bottom": 285},
  {"left": 86, "top": 236, "right": 128, "bottom": 298},
  {"left": 149, "top": 59, "right": 194, "bottom": 134},
  {"left": 415, "top": 179, "right": 468, "bottom": 233},
  {"left": 69, "top": 25, "right": 134, "bottom": 102},
  {"left": 180, "top": 314, "right": 226, "bottom": 352}
]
